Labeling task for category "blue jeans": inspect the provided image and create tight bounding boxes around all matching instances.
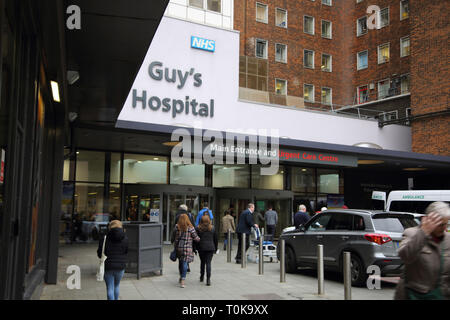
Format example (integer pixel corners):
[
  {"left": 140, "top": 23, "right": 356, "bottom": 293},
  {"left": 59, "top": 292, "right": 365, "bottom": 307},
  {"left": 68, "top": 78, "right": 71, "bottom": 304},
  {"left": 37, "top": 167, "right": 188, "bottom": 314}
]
[
  {"left": 104, "top": 269, "right": 125, "bottom": 300},
  {"left": 178, "top": 260, "right": 188, "bottom": 280}
]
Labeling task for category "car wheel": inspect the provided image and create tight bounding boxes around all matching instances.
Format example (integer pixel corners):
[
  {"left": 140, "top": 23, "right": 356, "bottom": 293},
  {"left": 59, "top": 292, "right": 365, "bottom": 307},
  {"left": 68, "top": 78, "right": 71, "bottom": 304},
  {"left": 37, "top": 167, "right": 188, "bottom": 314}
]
[
  {"left": 348, "top": 254, "right": 367, "bottom": 287},
  {"left": 285, "top": 246, "right": 297, "bottom": 273}
]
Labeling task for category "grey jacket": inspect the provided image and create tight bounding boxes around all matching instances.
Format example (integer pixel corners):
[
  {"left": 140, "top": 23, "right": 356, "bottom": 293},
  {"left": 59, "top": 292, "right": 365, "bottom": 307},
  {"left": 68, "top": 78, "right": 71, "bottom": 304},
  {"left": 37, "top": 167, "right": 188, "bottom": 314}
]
[
  {"left": 264, "top": 210, "right": 278, "bottom": 226},
  {"left": 394, "top": 226, "right": 450, "bottom": 300}
]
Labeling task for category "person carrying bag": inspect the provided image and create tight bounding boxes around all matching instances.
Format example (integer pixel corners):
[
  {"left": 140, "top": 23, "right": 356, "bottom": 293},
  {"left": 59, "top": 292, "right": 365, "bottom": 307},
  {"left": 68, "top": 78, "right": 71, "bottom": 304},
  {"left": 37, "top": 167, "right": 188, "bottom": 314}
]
[{"left": 96, "top": 235, "right": 107, "bottom": 281}]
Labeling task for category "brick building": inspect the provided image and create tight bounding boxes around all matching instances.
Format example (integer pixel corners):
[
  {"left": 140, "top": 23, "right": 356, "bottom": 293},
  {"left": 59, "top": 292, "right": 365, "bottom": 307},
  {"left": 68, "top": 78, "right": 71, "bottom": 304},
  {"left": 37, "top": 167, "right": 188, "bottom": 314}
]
[{"left": 234, "top": 0, "right": 449, "bottom": 156}]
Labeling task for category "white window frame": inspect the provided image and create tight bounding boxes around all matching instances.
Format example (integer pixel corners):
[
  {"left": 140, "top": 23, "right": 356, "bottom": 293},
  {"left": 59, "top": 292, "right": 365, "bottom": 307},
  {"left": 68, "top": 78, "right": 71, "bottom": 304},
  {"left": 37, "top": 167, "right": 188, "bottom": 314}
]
[
  {"left": 321, "top": 53, "right": 332, "bottom": 72},
  {"left": 377, "top": 43, "right": 390, "bottom": 64},
  {"left": 275, "top": 78, "right": 287, "bottom": 95},
  {"left": 188, "top": 0, "right": 222, "bottom": 14},
  {"left": 304, "top": 49, "right": 315, "bottom": 69},
  {"left": 304, "top": 15, "right": 315, "bottom": 35},
  {"left": 378, "top": 78, "right": 390, "bottom": 99},
  {"left": 303, "top": 84, "right": 315, "bottom": 102},
  {"left": 275, "top": 43, "right": 287, "bottom": 63},
  {"left": 357, "top": 50, "right": 368, "bottom": 70},
  {"left": 378, "top": 7, "right": 389, "bottom": 28},
  {"left": 400, "top": 0, "right": 409, "bottom": 21},
  {"left": 321, "top": 87, "right": 332, "bottom": 105},
  {"left": 357, "top": 16, "right": 368, "bottom": 36},
  {"left": 357, "top": 84, "right": 369, "bottom": 104},
  {"left": 400, "top": 36, "right": 410, "bottom": 57},
  {"left": 322, "top": 0, "right": 332, "bottom": 6},
  {"left": 400, "top": 74, "right": 410, "bottom": 94},
  {"left": 255, "top": 38, "right": 268, "bottom": 59},
  {"left": 256, "top": 2, "right": 268, "bottom": 23},
  {"left": 275, "top": 8, "right": 287, "bottom": 28},
  {"left": 379, "top": 110, "right": 398, "bottom": 121},
  {"left": 321, "top": 20, "right": 332, "bottom": 39}
]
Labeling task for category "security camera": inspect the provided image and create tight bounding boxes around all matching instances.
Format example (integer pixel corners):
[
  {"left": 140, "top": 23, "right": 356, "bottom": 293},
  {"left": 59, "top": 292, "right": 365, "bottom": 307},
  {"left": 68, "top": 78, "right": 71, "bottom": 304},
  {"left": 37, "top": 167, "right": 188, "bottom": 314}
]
[
  {"left": 67, "top": 70, "right": 79, "bottom": 85},
  {"left": 68, "top": 112, "right": 78, "bottom": 122}
]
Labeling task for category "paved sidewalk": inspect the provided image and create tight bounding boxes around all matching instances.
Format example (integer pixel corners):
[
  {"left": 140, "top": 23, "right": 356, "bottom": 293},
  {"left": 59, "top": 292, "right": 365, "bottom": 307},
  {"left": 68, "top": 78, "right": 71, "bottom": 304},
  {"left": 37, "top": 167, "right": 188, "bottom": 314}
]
[{"left": 40, "top": 242, "right": 396, "bottom": 300}]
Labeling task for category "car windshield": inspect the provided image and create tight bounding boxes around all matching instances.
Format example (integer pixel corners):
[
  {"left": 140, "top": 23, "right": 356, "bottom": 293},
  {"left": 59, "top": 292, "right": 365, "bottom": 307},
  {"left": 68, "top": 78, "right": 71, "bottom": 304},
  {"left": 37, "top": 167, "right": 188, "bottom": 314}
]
[{"left": 372, "top": 215, "right": 418, "bottom": 233}]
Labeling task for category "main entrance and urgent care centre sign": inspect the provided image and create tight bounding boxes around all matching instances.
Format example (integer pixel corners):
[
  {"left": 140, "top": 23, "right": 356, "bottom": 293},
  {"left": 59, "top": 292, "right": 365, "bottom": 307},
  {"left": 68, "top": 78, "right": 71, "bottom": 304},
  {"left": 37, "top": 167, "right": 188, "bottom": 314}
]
[{"left": 116, "top": 16, "right": 412, "bottom": 153}]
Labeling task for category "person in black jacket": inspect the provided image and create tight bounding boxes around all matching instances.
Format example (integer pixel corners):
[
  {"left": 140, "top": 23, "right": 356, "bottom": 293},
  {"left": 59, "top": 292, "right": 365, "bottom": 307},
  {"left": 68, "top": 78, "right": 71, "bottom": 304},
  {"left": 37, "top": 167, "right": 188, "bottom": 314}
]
[
  {"left": 97, "top": 220, "right": 128, "bottom": 300},
  {"left": 235, "top": 203, "right": 258, "bottom": 264},
  {"left": 195, "top": 215, "right": 218, "bottom": 286}
]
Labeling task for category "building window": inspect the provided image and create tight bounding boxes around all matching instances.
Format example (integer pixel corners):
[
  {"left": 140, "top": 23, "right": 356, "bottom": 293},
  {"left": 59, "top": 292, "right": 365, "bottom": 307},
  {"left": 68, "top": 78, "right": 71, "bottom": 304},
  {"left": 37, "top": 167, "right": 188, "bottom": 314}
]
[
  {"left": 304, "top": 16, "right": 315, "bottom": 35},
  {"left": 256, "top": 3, "right": 268, "bottom": 23},
  {"left": 321, "top": 20, "right": 332, "bottom": 39},
  {"left": 252, "top": 165, "right": 284, "bottom": 190},
  {"left": 379, "top": 110, "right": 398, "bottom": 121},
  {"left": 322, "top": 0, "right": 332, "bottom": 5},
  {"left": 357, "top": 50, "right": 368, "bottom": 70},
  {"left": 378, "top": 43, "right": 390, "bottom": 64},
  {"left": 213, "top": 164, "right": 250, "bottom": 188},
  {"left": 304, "top": 49, "right": 315, "bottom": 69},
  {"left": 358, "top": 85, "right": 369, "bottom": 104},
  {"left": 318, "top": 169, "right": 340, "bottom": 194},
  {"left": 401, "top": 74, "right": 410, "bottom": 94},
  {"left": 379, "top": 7, "right": 389, "bottom": 28},
  {"left": 378, "top": 79, "right": 390, "bottom": 99},
  {"left": 292, "top": 167, "right": 316, "bottom": 193},
  {"left": 401, "top": 36, "right": 410, "bottom": 57},
  {"left": 357, "top": 16, "right": 367, "bottom": 36},
  {"left": 239, "top": 56, "right": 268, "bottom": 91},
  {"left": 275, "top": 78, "right": 287, "bottom": 95},
  {"left": 124, "top": 154, "right": 168, "bottom": 184},
  {"left": 276, "top": 8, "right": 287, "bottom": 28},
  {"left": 304, "top": 84, "right": 315, "bottom": 102},
  {"left": 321, "top": 54, "right": 332, "bottom": 72},
  {"left": 275, "top": 43, "right": 287, "bottom": 63},
  {"left": 400, "top": 0, "right": 409, "bottom": 20},
  {"left": 76, "top": 151, "right": 105, "bottom": 182},
  {"left": 256, "top": 39, "right": 268, "bottom": 59},
  {"left": 189, "top": 0, "right": 221, "bottom": 13},
  {"left": 207, "top": 0, "right": 221, "bottom": 12},
  {"left": 321, "top": 87, "right": 332, "bottom": 105}
]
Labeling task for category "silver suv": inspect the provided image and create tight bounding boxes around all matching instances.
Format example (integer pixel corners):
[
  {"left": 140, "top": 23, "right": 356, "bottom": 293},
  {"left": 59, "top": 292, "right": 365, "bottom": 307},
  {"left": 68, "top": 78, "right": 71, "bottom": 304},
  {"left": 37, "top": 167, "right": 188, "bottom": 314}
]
[{"left": 277, "top": 209, "right": 418, "bottom": 286}]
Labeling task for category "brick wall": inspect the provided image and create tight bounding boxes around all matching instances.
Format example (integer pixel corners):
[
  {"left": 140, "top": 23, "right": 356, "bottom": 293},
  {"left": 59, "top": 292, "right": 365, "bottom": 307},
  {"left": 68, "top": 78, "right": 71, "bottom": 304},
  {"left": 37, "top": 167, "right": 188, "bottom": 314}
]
[{"left": 409, "top": 0, "right": 450, "bottom": 156}]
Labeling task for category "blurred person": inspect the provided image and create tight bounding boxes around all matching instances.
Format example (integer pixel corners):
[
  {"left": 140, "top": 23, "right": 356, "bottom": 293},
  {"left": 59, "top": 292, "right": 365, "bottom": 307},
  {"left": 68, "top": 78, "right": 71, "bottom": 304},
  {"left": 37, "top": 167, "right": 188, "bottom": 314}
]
[
  {"left": 195, "top": 202, "right": 214, "bottom": 227},
  {"left": 235, "top": 203, "right": 258, "bottom": 264},
  {"left": 264, "top": 205, "right": 278, "bottom": 241},
  {"left": 221, "top": 210, "right": 235, "bottom": 250},
  {"left": 172, "top": 213, "right": 200, "bottom": 288},
  {"left": 195, "top": 215, "right": 218, "bottom": 286},
  {"left": 97, "top": 220, "right": 129, "bottom": 300},
  {"left": 394, "top": 201, "right": 450, "bottom": 300},
  {"left": 294, "top": 204, "right": 310, "bottom": 229}
]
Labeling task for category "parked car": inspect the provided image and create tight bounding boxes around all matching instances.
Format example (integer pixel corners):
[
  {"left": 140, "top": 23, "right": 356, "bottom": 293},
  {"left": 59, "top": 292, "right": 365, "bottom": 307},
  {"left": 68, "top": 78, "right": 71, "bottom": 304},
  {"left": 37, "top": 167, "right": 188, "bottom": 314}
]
[{"left": 277, "top": 209, "right": 418, "bottom": 286}]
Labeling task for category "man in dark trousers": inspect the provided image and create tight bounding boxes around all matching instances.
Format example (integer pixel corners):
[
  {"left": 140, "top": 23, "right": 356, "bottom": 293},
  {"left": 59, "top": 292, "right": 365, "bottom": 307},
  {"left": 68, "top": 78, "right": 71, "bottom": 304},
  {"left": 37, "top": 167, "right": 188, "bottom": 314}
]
[
  {"left": 235, "top": 203, "right": 258, "bottom": 264},
  {"left": 294, "top": 204, "right": 310, "bottom": 229}
]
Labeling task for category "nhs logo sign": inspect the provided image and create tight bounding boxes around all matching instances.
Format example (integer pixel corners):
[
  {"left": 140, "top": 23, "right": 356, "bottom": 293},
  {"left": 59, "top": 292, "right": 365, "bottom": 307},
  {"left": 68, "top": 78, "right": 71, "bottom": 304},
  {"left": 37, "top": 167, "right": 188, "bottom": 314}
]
[{"left": 191, "top": 36, "right": 215, "bottom": 52}]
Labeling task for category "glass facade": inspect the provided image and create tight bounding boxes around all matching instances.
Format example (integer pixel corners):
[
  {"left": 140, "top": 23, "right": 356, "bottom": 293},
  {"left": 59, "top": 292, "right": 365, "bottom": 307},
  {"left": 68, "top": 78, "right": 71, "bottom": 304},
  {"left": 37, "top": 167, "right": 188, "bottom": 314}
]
[
  {"left": 213, "top": 164, "right": 250, "bottom": 188},
  {"left": 123, "top": 154, "right": 167, "bottom": 184}
]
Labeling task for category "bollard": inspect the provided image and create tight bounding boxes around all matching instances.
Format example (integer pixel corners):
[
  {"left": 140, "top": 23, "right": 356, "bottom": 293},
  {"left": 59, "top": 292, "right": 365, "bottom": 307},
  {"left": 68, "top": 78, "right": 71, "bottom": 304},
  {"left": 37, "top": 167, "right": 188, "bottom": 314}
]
[
  {"left": 241, "top": 233, "right": 246, "bottom": 268},
  {"left": 258, "top": 234, "right": 264, "bottom": 275},
  {"left": 227, "top": 230, "right": 231, "bottom": 263},
  {"left": 317, "top": 244, "right": 324, "bottom": 295},
  {"left": 343, "top": 252, "right": 352, "bottom": 300},
  {"left": 280, "top": 239, "right": 286, "bottom": 283}
]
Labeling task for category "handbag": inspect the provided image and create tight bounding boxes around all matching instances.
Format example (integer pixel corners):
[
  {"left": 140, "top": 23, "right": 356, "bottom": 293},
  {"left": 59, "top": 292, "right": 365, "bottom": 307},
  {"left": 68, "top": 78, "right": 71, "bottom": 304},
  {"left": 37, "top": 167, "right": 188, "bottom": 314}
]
[
  {"left": 170, "top": 248, "right": 177, "bottom": 262},
  {"left": 96, "top": 235, "right": 107, "bottom": 281}
]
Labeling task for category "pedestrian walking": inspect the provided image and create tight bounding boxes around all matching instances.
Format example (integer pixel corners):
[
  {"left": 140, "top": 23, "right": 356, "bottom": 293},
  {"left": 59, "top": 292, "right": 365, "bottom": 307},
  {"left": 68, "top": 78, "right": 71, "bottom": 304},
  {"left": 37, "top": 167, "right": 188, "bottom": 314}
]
[
  {"left": 172, "top": 213, "right": 200, "bottom": 288},
  {"left": 293, "top": 204, "right": 310, "bottom": 229},
  {"left": 235, "top": 203, "right": 258, "bottom": 264},
  {"left": 264, "top": 205, "right": 278, "bottom": 241},
  {"left": 195, "top": 215, "right": 218, "bottom": 286},
  {"left": 394, "top": 201, "right": 450, "bottom": 300},
  {"left": 195, "top": 202, "right": 214, "bottom": 227},
  {"left": 221, "top": 210, "right": 235, "bottom": 250},
  {"left": 173, "top": 204, "right": 195, "bottom": 272},
  {"left": 97, "top": 220, "right": 129, "bottom": 300}
]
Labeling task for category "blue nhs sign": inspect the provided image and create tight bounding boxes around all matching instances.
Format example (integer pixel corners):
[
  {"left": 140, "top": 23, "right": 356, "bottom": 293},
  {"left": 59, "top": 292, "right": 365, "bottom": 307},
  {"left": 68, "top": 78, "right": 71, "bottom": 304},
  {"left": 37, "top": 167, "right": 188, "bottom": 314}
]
[{"left": 191, "top": 36, "right": 215, "bottom": 52}]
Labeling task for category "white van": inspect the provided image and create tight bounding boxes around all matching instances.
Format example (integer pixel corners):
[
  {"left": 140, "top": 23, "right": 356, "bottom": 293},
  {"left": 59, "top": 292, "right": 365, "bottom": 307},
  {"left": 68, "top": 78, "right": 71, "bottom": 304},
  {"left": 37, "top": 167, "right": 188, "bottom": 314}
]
[{"left": 372, "top": 190, "right": 450, "bottom": 229}]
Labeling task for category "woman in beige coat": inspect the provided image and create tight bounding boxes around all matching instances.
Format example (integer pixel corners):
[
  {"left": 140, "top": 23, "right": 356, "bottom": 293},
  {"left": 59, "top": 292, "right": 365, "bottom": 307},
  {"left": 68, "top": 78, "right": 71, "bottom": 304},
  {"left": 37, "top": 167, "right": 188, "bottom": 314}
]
[
  {"left": 221, "top": 210, "right": 236, "bottom": 250},
  {"left": 394, "top": 201, "right": 450, "bottom": 300}
]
